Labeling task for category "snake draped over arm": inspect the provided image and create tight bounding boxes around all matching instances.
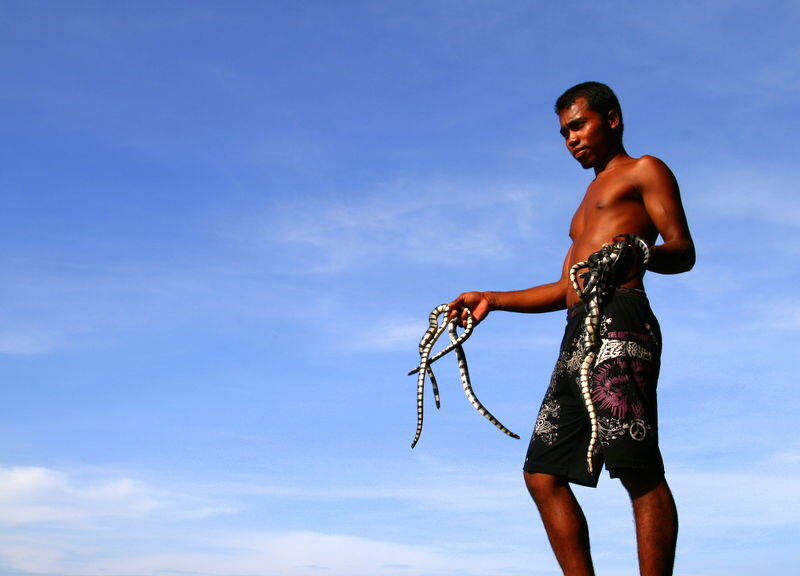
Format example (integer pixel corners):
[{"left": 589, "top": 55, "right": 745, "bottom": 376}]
[{"left": 569, "top": 234, "right": 651, "bottom": 474}]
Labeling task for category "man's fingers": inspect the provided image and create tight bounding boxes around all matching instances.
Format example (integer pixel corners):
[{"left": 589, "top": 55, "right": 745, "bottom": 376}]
[
  {"left": 447, "top": 300, "right": 461, "bottom": 321},
  {"left": 447, "top": 292, "right": 486, "bottom": 326}
]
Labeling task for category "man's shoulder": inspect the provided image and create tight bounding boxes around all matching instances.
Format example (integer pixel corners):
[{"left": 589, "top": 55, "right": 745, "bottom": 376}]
[
  {"left": 604, "top": 155, "right": 671, "bottom": 182},
  {"left": 630, "top": 155, "right": 675, "bottom": 177},
  {"left": 629, "top": 154, "right": 670, "bottom": 173},
  {"left": 625, "top": 155, "right": 677, "bottom": 192}
]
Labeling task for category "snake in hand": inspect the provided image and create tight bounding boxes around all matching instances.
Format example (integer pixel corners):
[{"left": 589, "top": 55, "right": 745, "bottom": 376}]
[{"left": 408, "top": 304, "right": 519, "bottom": 448}]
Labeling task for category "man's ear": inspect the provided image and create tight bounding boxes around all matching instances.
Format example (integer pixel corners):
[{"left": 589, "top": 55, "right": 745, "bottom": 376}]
[{"left": 607, "top": 110, "right": 621, "bottom": 131}]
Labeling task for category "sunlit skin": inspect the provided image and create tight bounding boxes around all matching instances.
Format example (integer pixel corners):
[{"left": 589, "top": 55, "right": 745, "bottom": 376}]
[
  {"left": 447, "top": 96, "right": 694, "bottom": 576},
  {"left": 448, "top": 97, "right": 694, "bottom": 321}
]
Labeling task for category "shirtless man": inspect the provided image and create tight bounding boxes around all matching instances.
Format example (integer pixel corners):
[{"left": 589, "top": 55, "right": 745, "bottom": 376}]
[{"left": 448, "top": 82, "right": 694, "bottom": 576}]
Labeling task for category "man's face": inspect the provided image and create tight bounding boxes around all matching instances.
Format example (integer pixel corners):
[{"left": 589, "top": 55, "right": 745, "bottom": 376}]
[{"left": 558, "top": 97, "right": 618, "bottom": 169}]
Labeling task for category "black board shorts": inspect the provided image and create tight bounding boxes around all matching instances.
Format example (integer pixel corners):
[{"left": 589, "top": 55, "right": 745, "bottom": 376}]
[{"left": 523, "top": 288, "right": 665, "bottom": 487}]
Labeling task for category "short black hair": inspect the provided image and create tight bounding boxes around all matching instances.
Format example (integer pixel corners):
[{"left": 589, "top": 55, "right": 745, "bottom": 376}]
[{"left": 555, "top": 81, "right": 624, "bottom": 138}]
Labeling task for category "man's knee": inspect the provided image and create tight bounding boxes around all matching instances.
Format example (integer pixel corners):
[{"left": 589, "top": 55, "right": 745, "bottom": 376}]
[
  {"left": 524, "top": 471, "right": 568, "bottom": 504},
  {"left": 617, "top": 468, "right": 668, "bottom": 500}
]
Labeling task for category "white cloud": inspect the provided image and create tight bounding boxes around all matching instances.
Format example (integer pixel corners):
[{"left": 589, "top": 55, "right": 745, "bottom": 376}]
[
  {"left": 0, "top": 262, "right": 201, "bottom": 355},
  {"left": 335, "top": 307, "right": 560, "bottom": 355},
  {"left": 337, "top": 314, "right": 425, "bottom": 352},
  {"left": 746, "top": 296, "right": 800, "bottom": 332},
  {"left": 0, "top": 467, "right": 232, "bottom": 529},
  {"left": 0, "top": 467, "right": 158, "bottom": 527},
  {"left": 752, "top": 43, "right": 800, "bottom": 97},
  {"left": 769, "top": 449, "right": 800, "bottom": 465},
  {"left": 671, "top": 470, "right": 800, "bottom": 527},
  {"left": 0, "top": 459, "right": 796, "bottom": 576},
  {"left": 0, "top": 177, "right": 563, "bottom": 356},
  {"left": 231, "top": 179, "right": 558, "bottom": 276},
  {"left": 226, "top": 475, "right": 524, "bottom": 515},
  {"left": 0, "top": 328, "right": 65, "bottom": 355},
  {"left": 0, "top": 256, "right": 289, "bottom": 355},
  {"left": 0, "top": 529, "right": 554, "bottom": 576},
  {"left": 689, "top": 168, "right": 800, "bottom": 228},
  {"left": 0, "top": 461, "right": 552, "bottom": 575}
]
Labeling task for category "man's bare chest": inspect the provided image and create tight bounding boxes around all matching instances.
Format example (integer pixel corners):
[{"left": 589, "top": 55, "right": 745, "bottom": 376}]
[{"left": 570, "top": 179, "right": 643, "bottom": 235}]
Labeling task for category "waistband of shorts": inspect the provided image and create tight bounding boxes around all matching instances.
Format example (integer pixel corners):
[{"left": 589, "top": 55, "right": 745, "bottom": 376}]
[{"left": 567, "top": 286, "right": 648, "bottom": 319}]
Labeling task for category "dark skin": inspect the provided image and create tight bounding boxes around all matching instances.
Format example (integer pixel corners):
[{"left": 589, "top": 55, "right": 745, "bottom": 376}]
[{"left": 448, "top": 97, "right": 694, "bottom": 576}]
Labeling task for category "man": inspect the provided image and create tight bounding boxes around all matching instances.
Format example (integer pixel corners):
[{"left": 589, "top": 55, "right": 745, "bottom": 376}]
[{"left": 447, "top": 82, "right": 694, "bottom": 576}]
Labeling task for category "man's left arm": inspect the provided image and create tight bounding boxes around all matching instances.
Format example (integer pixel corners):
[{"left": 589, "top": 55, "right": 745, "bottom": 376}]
[{"left": 638, "top": 156, "right": 696, "bottom": 274}]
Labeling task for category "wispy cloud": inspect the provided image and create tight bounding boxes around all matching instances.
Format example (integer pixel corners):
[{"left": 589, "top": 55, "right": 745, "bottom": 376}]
[
  {"left": 768, "top": 448, "right": 800, "bottom": 465},
  {"left": 337, "top": 314, "right": 426, "bottom": 351},
  {"left": 0, "top": 327, "right": 66, "bottom": 355},
  {"left": 227, "top": 178, "right": 559, "bottom": 276},
  {"left": 0, "top": 462, "right": 549, "bottom": 575},
  {"left": 0, "top": 262, "right": 204, "bottom": 355},
  {"left": 222, "top": 474, "right": 524, "bottom": 515},
  {"left": 689, "top": 167, "right": 800, "bottom": 228},
  {"left": 0, "top": 466, "right": 232, "bottom": 528},
  {"left": 0, "top": 458, "right": 796, "bottom": 576},
  {"left": 0, "top": 529, "right": 554, "bottom": 576},
  {"left": 329, "top": 308, "right": 556, "bottom": 355},
  {"left": 670, "top": 470, "right": 800, "bottom": 528},
  {"left": 0, "top": 257, "right": 286, "bottom": 355},
  {"left": 0, "top": 466, "right": 158, "bottom": 527},
  {"left": 753, "top": 44, "right": 800, "bottom": 97},
  {"left": 0, "top": 176, "right": 564, "bottom": 356}
]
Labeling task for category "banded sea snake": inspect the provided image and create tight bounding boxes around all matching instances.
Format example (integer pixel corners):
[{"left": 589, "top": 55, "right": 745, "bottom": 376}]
[
  {"left": 568, "top": 234, "right": 650, "bottom": 473},
  {"left": 407, "top": 304, "right": 520, "bottom": 448},
  {"left": 407, "top": 234, "right": 647, "bottom": 459}
]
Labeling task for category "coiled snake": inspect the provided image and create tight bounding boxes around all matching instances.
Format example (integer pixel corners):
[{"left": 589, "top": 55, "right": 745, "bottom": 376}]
[
  {"left": 407, "top": 304, "right": 520, "bottom": 448},
  {"left": 569, "top": 234, "right": 650, "bottom": 473}
]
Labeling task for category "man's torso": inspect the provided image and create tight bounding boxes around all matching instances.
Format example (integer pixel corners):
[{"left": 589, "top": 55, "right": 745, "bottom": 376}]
[{"left": 567, "top": 155, "right": 659, "bottom": 306}]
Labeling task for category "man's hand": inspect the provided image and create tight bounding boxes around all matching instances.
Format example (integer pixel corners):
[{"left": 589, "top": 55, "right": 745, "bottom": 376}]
[{"left": 448, "top": 291, "right": 492, "bottom": 327}]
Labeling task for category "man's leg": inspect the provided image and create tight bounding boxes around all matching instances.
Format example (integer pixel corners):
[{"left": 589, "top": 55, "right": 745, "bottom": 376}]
[
  {"left": 524, "top": 471, "right": 595, "bottom": 576},
  {"left": 619, "top": 471, "right": 678, "bottom": 576}
]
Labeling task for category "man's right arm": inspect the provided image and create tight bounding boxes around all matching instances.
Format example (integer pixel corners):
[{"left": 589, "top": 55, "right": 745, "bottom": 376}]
[{"left": 448, "top": 244, "right": 574, "bottom": 325}]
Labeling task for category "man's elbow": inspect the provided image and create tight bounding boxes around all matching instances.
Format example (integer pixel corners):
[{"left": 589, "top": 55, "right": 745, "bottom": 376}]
[
  {"left": 681, "top": 242, "right": 696, "bottom": 273},
  {"left": 648, "top": 239, "right": 695, "bottom": 274}
]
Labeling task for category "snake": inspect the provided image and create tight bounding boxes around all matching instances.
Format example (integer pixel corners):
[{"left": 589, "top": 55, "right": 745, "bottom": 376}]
[
  {"left": 408, "top": 304, "right": 520, "bottom": 448},
  {"left": 569, "top": 234, "right": 650, "bottom": 474}
]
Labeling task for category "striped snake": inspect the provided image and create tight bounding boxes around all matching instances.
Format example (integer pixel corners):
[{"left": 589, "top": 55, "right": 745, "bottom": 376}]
[
  {"left": 569, "top": 234, "right": 650, "bottom": 474},
  {"left": 408, "top": 304, "right": 520, "bottom": 448}
]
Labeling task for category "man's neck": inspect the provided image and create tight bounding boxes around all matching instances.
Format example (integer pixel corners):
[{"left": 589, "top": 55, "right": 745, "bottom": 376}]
[{"left": 593, "top": 144, "right": 629, "bottom": 176}]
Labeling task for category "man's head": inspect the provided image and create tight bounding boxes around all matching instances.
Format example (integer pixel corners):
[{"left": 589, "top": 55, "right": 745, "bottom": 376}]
[
  {"left": 555, "top": 82, "right": 624, "bottom": 170},
  {"left": 555, "top": 82, "right": 624, "bottom": 139}
]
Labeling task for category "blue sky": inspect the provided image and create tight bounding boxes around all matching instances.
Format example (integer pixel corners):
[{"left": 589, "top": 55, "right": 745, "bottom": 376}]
[{"left": 1, "top": 1, "right": 798, "bottom": 574}]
